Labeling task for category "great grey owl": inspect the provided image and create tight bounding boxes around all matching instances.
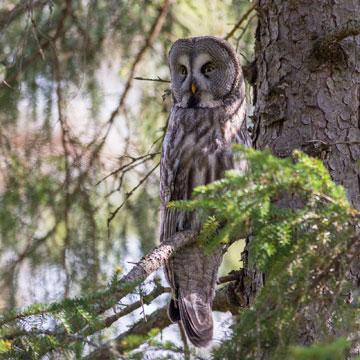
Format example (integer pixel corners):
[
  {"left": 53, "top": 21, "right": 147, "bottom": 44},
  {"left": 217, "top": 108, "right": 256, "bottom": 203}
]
[{"left": 160, "top": 36, "right": 250, "bottom": 347}]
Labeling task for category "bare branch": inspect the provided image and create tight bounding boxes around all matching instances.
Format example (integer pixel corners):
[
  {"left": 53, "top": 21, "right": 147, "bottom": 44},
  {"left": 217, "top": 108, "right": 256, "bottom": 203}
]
[
  {"left": 82, "top": 307, "right": 171, "bottom": 360},
  {"left": 224, "top": 2, "right": 258, "bottom": 41},
  {"left": 0, "top": 0, "right": 49, "bottom": 34},
  {"left": 305, "top": 139, "right": 360, "bottom": 146},
  {"left": 303, "top": 139, "right": 360, "bottom": 157},
  {"left": 217, "top": 270, "right": 242, "bottom": 284},
  {"left": 317, "top": 19, "right": 360, "bottom": 49}
]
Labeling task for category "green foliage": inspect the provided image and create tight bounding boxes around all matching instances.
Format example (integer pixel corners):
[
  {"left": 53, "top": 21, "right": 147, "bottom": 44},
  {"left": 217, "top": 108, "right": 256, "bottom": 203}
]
[
  {"left": 0, "top": 0, "right": 258, "bottom": 358},
  {"left": 289, "top": 337, "right": 354, "bottom": 360},
  {"left": 0, "top": 273, "right": 147, "bottom": 359},
  {"left": 171, "top": 146, "right": 360, "bottom": 360}
]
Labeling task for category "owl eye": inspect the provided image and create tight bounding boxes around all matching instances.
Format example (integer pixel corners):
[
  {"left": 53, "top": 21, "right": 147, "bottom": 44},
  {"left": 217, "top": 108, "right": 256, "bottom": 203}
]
[
  {"left": 180, "top": 65, "right": 187, "bottom": 76},
  {"left": 201, "top": 62, "right": 215, "bottom": 74}
]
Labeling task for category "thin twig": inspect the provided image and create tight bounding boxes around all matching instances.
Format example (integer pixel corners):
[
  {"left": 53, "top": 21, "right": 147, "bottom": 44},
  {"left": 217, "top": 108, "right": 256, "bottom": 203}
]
[
  {"left": 107, "top": 162, "right": 160, "bottom": 229},
  {"left": 134, "top": 76, "right": 171, "bottom": 83},
  {"left": 139, "top": 285, "right": 147, "bottom": 321},
  {"left": 96, "top": 152, "right": 160, "bottom": 185},
  {"left": 236, "top": 13, "right": 257, "bottom": 51},
  {"left": 178, "top": 322, "right": 190, "bottom": 360}
]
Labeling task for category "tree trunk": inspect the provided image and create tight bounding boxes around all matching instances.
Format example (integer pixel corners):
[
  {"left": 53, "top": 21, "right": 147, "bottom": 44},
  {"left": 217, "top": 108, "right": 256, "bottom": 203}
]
[{"left": 251, "top": 0, "right": 360, "bottom": 349}]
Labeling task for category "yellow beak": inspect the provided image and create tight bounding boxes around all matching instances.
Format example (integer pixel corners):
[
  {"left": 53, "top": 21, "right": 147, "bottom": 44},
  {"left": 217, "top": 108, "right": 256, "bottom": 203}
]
[{"left": 191, "top": 83, "right": 196, "bottom": 94}]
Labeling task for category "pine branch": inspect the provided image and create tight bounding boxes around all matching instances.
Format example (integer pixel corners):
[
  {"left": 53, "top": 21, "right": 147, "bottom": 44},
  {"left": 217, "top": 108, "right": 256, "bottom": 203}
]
[
  {"left": 102, "top": 284, "right": 171, "bottom": 329},
  {"left": 82, "top": 277, "right": 250, "bottom": 360},
  {"left": 0, "top": 231, "right": 195, "bottom": 327}
]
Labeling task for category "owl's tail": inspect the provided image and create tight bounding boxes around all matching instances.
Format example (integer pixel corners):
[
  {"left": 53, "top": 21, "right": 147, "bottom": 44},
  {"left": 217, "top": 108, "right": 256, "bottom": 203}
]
[{"left": 168, "top": 290, "right": 213, "bottom": 347}]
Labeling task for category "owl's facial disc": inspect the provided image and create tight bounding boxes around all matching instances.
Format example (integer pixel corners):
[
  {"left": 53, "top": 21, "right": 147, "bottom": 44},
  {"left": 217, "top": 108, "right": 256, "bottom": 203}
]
[
  {"left": 169, "top": 37, "right": 239, "bottom": 109},
  {"left": 175, "top": 53, "right": 224, "bottom": 108}
]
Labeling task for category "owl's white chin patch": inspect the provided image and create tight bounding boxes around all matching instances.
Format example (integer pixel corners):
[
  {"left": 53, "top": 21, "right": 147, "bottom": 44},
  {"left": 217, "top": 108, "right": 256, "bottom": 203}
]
[
  {"left": 198, "top": 92, "right": 223, "bottom": 108},
  {"left": 177, "top": 92, "right": 222, "bottom": 108}
]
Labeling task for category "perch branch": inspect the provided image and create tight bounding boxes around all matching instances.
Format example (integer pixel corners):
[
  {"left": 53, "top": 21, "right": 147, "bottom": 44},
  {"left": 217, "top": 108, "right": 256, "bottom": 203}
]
[{"left": 95, "top": 230, "right": 197, "bottom": 313}]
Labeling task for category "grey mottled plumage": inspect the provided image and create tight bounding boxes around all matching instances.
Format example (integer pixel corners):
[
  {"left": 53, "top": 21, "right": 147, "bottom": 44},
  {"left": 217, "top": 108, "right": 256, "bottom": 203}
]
[{"left": 160, "top": 36, "right": 250, "bottom": 347}]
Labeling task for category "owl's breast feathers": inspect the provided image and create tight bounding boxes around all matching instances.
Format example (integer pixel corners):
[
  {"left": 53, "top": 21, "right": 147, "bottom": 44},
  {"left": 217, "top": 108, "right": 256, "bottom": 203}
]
[{"left": 160, "top": 93, "right": 248, "bottom": 238}]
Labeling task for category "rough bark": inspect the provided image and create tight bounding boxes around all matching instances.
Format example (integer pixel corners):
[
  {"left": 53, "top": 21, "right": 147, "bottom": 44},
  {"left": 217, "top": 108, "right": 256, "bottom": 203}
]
[
  {"left": 252, "top": 0, "right": 360, "bottom": 348},
  {"left": 253, "top": 0, "right": 360, "bottom": 205}
]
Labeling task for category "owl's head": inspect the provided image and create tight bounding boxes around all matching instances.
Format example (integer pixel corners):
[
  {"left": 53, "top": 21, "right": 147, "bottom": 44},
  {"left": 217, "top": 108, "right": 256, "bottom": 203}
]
[{"left": 168, "top": 36, "right": 242, "bottom": 108}]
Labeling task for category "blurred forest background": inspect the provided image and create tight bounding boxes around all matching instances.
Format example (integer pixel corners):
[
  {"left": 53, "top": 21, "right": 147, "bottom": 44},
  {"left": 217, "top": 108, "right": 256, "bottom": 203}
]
[{"left": 0, "top": 0, "right": 256, "bottom": 357}]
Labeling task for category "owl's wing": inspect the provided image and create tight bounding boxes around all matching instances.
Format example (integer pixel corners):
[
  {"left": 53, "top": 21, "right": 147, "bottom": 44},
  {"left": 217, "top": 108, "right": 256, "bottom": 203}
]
[
  {"left": 160, "top": 113, "right": 190, "bottom": 303},
  {"left": 160, "top": 129, "right": 176, "bottom": 244},
  {"left": 160, "top": 115, "right": 187, "bottom": 243}
]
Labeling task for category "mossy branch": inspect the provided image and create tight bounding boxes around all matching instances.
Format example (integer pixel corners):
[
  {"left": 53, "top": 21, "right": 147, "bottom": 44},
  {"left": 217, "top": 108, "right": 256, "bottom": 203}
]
[{"left": 313, "top": 19, "right": 360, "bottom": 62}]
